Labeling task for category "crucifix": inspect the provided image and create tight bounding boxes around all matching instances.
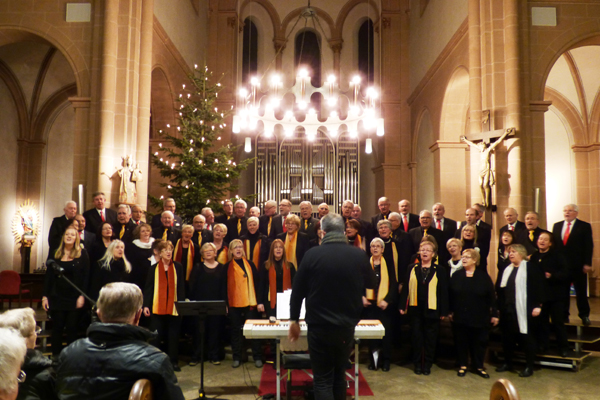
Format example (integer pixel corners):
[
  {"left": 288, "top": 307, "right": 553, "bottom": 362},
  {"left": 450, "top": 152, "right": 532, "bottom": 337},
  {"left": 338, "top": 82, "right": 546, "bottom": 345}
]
[{"left": 461, "top": 119, "right": 516, "bottom": 208}]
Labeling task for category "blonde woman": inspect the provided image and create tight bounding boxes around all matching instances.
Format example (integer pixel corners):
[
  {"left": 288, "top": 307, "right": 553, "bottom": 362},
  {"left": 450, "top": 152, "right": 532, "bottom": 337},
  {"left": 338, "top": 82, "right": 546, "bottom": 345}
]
[
  {"left": 227, "top": 239, "right": 263, "bottom": 368},
  {"left": 212, "top": 223, "right": 229, "bottom": 264},
  {"left": 90, "top": 240, "right": 132, "bottom": 300},
  {"left": 42, "top": 226, "right": 90, "bottom": 358}
]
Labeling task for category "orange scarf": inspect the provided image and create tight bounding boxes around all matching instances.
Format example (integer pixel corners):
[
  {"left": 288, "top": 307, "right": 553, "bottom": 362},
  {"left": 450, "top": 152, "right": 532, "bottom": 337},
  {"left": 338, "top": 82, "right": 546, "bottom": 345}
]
[
  {"left": 268, "top": 261, "right": 292, "bottom": 309},
  {"left": 245, "top": 238, "right": 262, "bottom": 268},
  {"left": 285, "top": 233, "right": 298, "bottom": 269},
  {"left": 217, "top": 245, "right": 229, "bottom": 264},
  {"left": 173, "top": 239, "right": 194, "bottom": 281},
  {"left": 351, "top": 235, "right": 365, "bottom": 251},
  {"left": 227, "top": 258, "right": 257, "bottom": 308},
  {"left": 152, "top": 260, "right": 178, "bottom": 316}
]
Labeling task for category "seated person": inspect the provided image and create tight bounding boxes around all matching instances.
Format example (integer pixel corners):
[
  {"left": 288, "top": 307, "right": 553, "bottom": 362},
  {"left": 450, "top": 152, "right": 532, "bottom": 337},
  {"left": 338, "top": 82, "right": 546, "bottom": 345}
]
[
  {"left": 55, "top": 282, "right": 185, "bottom": 400},
  {"left": 0, "top": 327, "right": 27, "bottom": 400},
  {"left": 0, "top": 308, "right": 56, "bottom": 400}
]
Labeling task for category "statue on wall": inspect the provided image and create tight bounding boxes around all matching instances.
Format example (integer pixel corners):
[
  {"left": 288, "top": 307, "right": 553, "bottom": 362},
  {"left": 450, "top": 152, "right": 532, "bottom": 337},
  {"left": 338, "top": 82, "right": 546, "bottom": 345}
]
[
  {"left": 461, "top": 127, "right": 515, "bottom": 207},
  {"left": 116, "top": 155, "right": 143, "bottom": 204}
]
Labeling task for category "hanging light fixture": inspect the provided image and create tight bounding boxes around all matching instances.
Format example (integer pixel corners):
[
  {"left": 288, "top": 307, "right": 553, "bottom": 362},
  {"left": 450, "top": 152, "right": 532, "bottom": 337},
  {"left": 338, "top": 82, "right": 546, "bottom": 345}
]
[{"left": 234, "top": 1, "right": 384, "bottom": 152}]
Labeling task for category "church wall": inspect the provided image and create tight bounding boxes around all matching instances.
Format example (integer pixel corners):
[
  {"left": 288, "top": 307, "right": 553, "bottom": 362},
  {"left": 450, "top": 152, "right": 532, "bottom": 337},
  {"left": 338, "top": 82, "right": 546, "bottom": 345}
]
[
  {"left": 0, "top": 78, "right": 20, "bottom": 271},
  {"left": 154, "top": 0, "right": 208, "bottom": 69},
  {"left": 408, "top": 0, "right": 468, "bottom": 94}
]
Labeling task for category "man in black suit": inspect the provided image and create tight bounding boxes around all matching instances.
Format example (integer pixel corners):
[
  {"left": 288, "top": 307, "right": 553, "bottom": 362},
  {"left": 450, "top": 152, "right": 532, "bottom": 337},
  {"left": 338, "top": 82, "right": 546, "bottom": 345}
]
[
  {"left": 131, "top": 205, "right": 144, "bottom": 225},
  {"left": 151, "top": 211, "right": 181, "bottom": 244},
  {"left": 83, "top": 192, "right": 118, "bottom": 235},
  {"left": 271, "top": 199, "right": 292, "bottom": 238},
  {"left": 299, "top": 201, "right": 319, "bottom": 242},
  {"left": 75, "top": 214, "right": 95, "bottom": 250},
  {"left": 371, "top": 197, "right": 391, "bottom": 239},
  {"left": 150, "top": 198, "right": 183, "bottom": 230},
  {"left": 552, "top": 204, "right": 594, "bottom": 326},
  {"left": 341, "top": 200, "right": 355, "bottom": 225},
  {"left": 258, "top": 200, "right": 278, "bottom": 240},
  {"left": 352, "top": 204, "right": 372, "bottom": 240},
  {"left": 48, "top": 201, "right": 78, "bottom": 251},
  {"left": 456, "top": 207, "right": 491, "bottom": 271},
  {"left": 214, "top": 200, "right": 233, "bottom": 224},
  {"left": 225, "top": 199, "right": 248, "bottom": 242},
  {"left": 516, "top": 211, "right": 549, "bottom": 255},
  {"left": 201, "top": 207, "right": 215, "bottom": 231},
  {"left": 398, "top": 199, "right": 420, "bottom": 232},
  {"left": 191, "top": 214, "right": 213, "bottom": 258},
  {"left": 408, "top": 210, "right": 450, "bottom": 266},
  {"left": 113, "top": 204, "right": 137, "bottom": 244},
  {"left": 387, "top": 212, "right": 403, "bottom": 241},
  {"left": 499, "top": 207, "right": 526, "bottom": 236},
  {"left": 431, "top": 202, "right": 457, "bottom": 239}
]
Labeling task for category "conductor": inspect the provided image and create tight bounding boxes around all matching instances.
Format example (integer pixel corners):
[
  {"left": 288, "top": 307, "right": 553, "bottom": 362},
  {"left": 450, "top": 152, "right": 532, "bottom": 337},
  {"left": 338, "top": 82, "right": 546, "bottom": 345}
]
[{"left": 288, "top": 213, "right": 372, "bottom": 400}]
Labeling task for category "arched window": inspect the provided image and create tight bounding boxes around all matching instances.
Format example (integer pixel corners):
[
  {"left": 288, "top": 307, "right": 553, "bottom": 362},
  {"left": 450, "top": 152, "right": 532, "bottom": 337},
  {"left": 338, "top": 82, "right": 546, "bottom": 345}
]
[
  {"left": 242, "top": 17, "right": 258, "bottom": 84},
  {"left": 295, "top": 30, "right": 321, "bottom": 87},
  {"left": 358, "top": 19, "right": 374, "bottom": 83}
]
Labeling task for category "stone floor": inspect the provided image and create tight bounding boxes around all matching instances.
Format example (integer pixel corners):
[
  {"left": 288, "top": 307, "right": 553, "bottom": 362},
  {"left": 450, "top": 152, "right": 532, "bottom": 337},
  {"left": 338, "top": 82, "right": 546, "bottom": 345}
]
[{"left": 176, "top": 298, "right": 600, "bottom": 399}]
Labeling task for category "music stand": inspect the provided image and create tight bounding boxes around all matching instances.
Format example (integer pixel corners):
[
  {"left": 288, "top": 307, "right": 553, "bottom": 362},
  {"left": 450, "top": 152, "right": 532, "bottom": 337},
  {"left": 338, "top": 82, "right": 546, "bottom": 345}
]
[{"left": 175, "top": 301, "right": 227, "bottom": 400}]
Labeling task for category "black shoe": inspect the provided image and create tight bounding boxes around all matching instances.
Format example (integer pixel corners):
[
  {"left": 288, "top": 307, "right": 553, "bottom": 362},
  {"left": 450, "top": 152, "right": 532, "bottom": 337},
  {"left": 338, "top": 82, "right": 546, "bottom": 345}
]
[
  {"left": 172, "top": 363, "right": 181, "bottom": 372},
  {"left": 495, "top": 363, "right": 512, "bottom": 372},
  {"left": 422, "top": 367, "right": 431, "bottom": 375},
  {"left": 189, "top": 359, "right": 199, "bottom": 367},
  {"left": 582, "top": 317, "right": 591, "bottom": 326},
  {"left": 559, "top": 348, "right": 569, "bottom": 358},
  {"left": 475, "top": 369, "right": 490, "bottom": 379},
  {"left": 414, "top": 366, "right": 422, "bottom": 375},
  {"left": 381, "top": 360, "right": 390, "bottom": 372},
  {"left": 457, "top": 367, "right": 467, "bottom": 377},
  {"left": 232, "top": 360, "right": 241, "bottom": 368},
  {"left": 519, "top": 367, "right": 533, "bottom": 377},
  {"left": 368, "top": 362, "right": 377, "bottom": 371}
]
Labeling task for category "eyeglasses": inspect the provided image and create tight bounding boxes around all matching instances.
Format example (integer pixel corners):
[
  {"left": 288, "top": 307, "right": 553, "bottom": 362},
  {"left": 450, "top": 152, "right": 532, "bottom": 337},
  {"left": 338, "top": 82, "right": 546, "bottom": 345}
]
[
  {"left": 17, "top": 370, "right": 26, "bottom": 384},
  {"left": 34, "top": 326, "right": 42, "bottom": 335}
]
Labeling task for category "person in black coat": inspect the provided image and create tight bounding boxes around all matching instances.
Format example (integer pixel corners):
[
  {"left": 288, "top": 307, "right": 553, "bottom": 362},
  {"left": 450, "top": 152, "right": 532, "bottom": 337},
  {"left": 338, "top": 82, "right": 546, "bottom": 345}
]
[
  {"left": 299, "top": 201, "right": 320, "bottom": 242},
  {"left": 225, "top": 200, "right": 249, "bottom": 243},
  {"left": 75, "top": 214, "right": 95, "bottom": 251},
  {"left": 495, "top": 244, "right": 544, "bottom": 378},
  {"left": 398, "top": 199, "right": 420, "bottom": 232},
  {"left": 276, "top": 214, "right": 311, "bottom": 270},
  {"left": 499, "top": 207, "right": 526, "bottom": 236},
  {"left": 516, "top": 211, "right": 550, "bottom": 255},
  {"left": 125, "top": 223, "right": 155, "bottom": 291},
  {"left": 408, "top": 210, "right": 450, "bottom": 267},
  {"left": 191, "top": 214, "right": 214, "bottom": 259},
  {"left": 150, "top": 198, "right": 183, "bottom": 230},
  {"left": 258, "top": 200, "right": 278, "bottom": 240},
  {"left": 48, "top": 201, "right": 78, "bottom": 253},
  {"left": 399, "top": 240, "right": 449, "bottom": 375},
  {"left": 551, "top": 204, "right": 594, "bottom": 325},
  {"left": 90, "top": 222, "right": 115, "bottom": 266},
  {"left": 371, "top": 196, "right": 392, "bottom": 239},
  {"left": 43, "top": 226, "right": 91, "bottom": 358},
  {"left": 259, "top": 239, "right": 296, "bottom": 318},
  {"left": 432, "top": 202, "right": 458, "bottom": 239},
  {"left": 497, "top": 230, "right": 516, "bottom": 278},
  {"left": 240, "top": 217, "right": 270, "bottom": 272},
  {"left": 142, "top": 240, "right": 186, "bottom": 371},
  {"left": 0, "top": 307, "right": 57, "bottom": 400},
  {"left": 90, "top": 240, "right": 132, "bottom": 300},
  {"left": 152, "top": 211, "right": 182, "bottom": 244},
  {"left": 188, "top": 242, "right": 228, "bottom": 365},
  {"left": 450, "top": 249, "right": 498, "bottom": 378},
  {"left": 112, "top": 204, "right": 137, "bottom": 244},
  {"left": 82, "top": 192, "right": 117, "bottom": 234},
  {"left": 456, "top": 208, "right": 491, "bottom": 271},
  {"left": 530, "top": 232, "right": 570, "bottom": 356}
]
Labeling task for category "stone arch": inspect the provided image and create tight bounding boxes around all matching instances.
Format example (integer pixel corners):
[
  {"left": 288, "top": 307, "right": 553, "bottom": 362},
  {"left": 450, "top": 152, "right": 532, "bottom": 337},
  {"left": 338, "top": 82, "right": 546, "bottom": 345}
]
[
  {"left": 239, "top": 0, "right": 281, "bottom": 39},
  {"left": 150, "top": 66, "right": 176, "bottom": 137},
  {"left": 335, "top": 0, "right": 380, "bottom": 40},
  {"left": 439, "top": 66, "right": 470, "bottom": 141}
]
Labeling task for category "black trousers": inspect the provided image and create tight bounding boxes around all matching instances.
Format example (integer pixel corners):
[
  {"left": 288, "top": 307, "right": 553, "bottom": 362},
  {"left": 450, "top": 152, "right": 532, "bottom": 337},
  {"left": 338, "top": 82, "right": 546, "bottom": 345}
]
[
  {"left": 307, "top": 325, "right": 354, "bottom": 400},
  {"left": 50, "top": 309, "right": 81, "bottom": 356},
  {"left": 364, "top": 304, "right": 392, "bottom": 363},
  {"left": 454, "top": 323, "right": 489, "bottom": 370},
  {"left": 409, "top": 314, "right": 439, "bottom": 368},
  {"left": 500, "top": 310, "right": 537, "bottom": 369},
  {"left": 151, "top": 314, "right": 182, "bottom": 363},
  {"left": 571, "top": 271, "right": 590, "bottom": 318},
  {"left": 192, "top": 315, "right": 225, "bottom": 361},
  {"left": 229, "top": 307, "right": 262, "bottom": 361},
  {"left": 539, "top": 299, "right": 569, "bottom": 350}
]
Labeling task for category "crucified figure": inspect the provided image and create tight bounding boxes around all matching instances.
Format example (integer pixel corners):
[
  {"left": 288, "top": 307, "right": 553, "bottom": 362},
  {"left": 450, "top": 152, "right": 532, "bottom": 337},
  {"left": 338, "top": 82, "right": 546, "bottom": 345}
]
[{"left": 460, "top": 128, "right": 515, "bottom": 207}]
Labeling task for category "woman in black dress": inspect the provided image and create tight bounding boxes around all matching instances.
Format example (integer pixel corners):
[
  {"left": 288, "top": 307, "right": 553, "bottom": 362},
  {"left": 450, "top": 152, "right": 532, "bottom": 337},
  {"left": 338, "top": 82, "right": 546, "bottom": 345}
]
[
  {"left": 261, "top": 239, "right": 295, "bottom": 318},
  {"left": 399, "top": 241, "right": 448, "bottom": 375},
  {"left": 497, "top": 230, "right": 516, "bottom": 278},
  {"left": 90, "top": 222, "right": 115, "bottom": 265},
  {"left": 188, "top": 242, "right": 228, "bottom": 366},
  {"left": 446, "top": 238, "right": 463, "bottom": 277},
  {"left": 42, "top": 226, "right": 90, "bottom": 358},
  {"left": 460, "top": 224, "right": 479, "bottom": 253},
  {"left": 125, "top": 223, "right": 155, "bottom": 291},
  {"left": 531, "top": 231, "right": 570, "bottom": 356},
  {"left": 90, "top": 240, "right": 132, "bottom": 300},
  {"left": 496, "top": 244, "right": 544, "bottom": 378},
  {"left": 450, "top": 248, "right": 498, "bottom": 378}
]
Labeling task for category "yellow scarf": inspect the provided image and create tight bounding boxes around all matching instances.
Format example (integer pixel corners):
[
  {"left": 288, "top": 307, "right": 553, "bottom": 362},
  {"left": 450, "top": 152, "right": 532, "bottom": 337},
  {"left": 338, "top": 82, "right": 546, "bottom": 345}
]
[
  {"left": 227, "top": 258, "right": 257, "bottom": 308},
  {"left": 352, "top": 235, "right": 365, "bottom": 251},
  {"left": 366, "top": 257, "right": 388, "bottom": 304},
  {"left": 285, "top": 233, "right": 298, "bottom": 269},
  {"left": 216, "top": 245, "right": 229, "bottom": 264},
  {"left": 386, "top": 241, "right": 399, "bottom": 281},
  {"left": 245, "top": 238, "right": 262, "bottom": 268},
  {"left": 152, "top": 260, "right": 178, "bottom": 316},
  {"left": 173, "top": 239, "right": 194, "bottom": 281},
  {"left": 408, "top": 265, "right": 438, "bottom": 310}
]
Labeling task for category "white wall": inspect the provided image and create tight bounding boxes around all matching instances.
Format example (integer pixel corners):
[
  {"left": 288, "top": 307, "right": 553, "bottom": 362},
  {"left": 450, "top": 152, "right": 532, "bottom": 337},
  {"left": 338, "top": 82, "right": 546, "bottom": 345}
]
[
  {"left": 544, "top": 109, "right": 576, "bottom": 226},
  {"left": 409, "top": 0, "right": 468, "bottom": 93},
  {"left": 416, "top": 110, "right": 434, "bottom": 211},
  {"left": 0, "top": 79, "right": 19, "bottom": 271}
]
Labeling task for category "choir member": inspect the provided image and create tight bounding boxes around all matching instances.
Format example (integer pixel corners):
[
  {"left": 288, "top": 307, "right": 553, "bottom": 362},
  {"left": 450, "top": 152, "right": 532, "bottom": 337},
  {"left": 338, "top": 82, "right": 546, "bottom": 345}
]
[
  {"left": 261, "top": 239, "right": 295, "bottom": 318},
  {"left": 276, "top": 214, "right": 310, "bottom": 270},
  {"left": 497, "top": 230, "right": 516, "bottom": 278},
  {"left": 90, "top": 240, "right": 131, "bottom": 300},
  {"left": 212, "top": 223, "right": 229, "bottom": 264},
  {"left": 125, "top": 223, "right": 154, "bottom": 291},
  {"left": 346, "top": 219, "right": 365, "bottom": 251},
  {"left": 240, "top": 217, "right": 269, "bottom": 271},
  {"left": 172, "top": 224, "right": 197, "bottom": 283},
  {"left": 446, "top": 238, "right": 463, "bottom": 277}
]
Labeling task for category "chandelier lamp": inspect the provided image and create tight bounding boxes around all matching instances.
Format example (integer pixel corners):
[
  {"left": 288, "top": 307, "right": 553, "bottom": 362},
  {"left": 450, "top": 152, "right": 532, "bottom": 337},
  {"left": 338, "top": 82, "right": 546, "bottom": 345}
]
[{"left": 232, "top": 4, "right": 384, "bottom": 154}]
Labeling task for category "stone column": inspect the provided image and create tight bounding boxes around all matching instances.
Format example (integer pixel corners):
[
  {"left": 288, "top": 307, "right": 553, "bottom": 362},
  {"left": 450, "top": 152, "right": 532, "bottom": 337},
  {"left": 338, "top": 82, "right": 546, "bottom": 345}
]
[
  {"left": 430, "top": 141, "right": 469, "bottom": 219},
  {"left": 529, "top": 100, "right": 551, "bottom": 227},
  {"left": 468, "top": 0, "right": 483, "bottom": 135},
  {"left": 69, "top": 97, "right": 92, "bottom": 201},
  {"left": 329, "top": 39, "right": 343, "bottom": 77}
]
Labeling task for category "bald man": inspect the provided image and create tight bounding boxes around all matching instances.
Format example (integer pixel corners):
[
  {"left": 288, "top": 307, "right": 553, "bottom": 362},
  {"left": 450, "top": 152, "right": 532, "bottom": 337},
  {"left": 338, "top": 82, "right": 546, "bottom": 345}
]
[
  {"left": 499, "top": 207, "right": 526, "bottom": 236},
  {"left": 398, "top": 199, "right": 420, "bottom": 232}
]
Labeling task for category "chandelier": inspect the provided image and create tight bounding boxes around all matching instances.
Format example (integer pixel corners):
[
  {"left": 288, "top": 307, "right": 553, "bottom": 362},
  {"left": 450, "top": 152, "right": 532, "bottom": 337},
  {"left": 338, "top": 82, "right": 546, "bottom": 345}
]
[{"left": 232, "top": 3, "right": 384, "bottom": 154}]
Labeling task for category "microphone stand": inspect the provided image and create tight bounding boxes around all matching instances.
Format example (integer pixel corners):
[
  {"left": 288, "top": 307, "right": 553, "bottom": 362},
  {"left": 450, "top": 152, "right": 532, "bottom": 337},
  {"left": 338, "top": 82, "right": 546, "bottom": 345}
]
[{"left": 47, "top": 260, "right": 97, "bottom": 320}]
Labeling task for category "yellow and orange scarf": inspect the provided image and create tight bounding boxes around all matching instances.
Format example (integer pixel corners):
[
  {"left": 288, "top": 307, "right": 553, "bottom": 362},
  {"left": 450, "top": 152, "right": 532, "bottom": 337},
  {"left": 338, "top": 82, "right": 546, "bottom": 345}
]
[
  {"left": 245, "top": 239, "right": 262, "bottom": 269},
  {"left": 152, "top": 260, "right": 178, "bottom": 316},
  {"left": 268, "top": 262, "right": 292, "bottom": 309},
  {"left": 173, "top": 239, "right": 194, "bottom": 281},
  {"left": 227, "top": 258, "right": 257, "bottom": 308},
  {"left": 285, "top": 233, "right": 298, "bottom": 269},
  {"left": 217, "top": 245, "right": 229, "bottom": 264}
]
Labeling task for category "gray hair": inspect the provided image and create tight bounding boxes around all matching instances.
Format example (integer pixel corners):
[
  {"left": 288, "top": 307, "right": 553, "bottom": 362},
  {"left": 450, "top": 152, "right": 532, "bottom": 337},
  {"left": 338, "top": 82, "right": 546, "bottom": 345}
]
[
  {"left": 321, "top": 213, "right": 345, "bottom": 233},
  {"left": 370, "top": 237, "right": 385, "bottom": 248},
  {"left": 419, "top": 210, "right": 432, "bottom": 218},
  {"left": 117, "top": 204, "right": 131, "bottom": 214},
  {"left": 0, "top": 308, "right": 36, "bottom": 338},
  {"left": 388, "top": 212, "right": 401, "bottom": 220},
  {"left": 300, "top": 201, "right": 312, "bottom": 208},
  {"left": 193, "top": 214, "right": 206, "bottom": 223},
  {"left": 377, "top": 219, "right": 392, "bottom": 230},
  {"left": 201, "top": 207, "right": 213, "bottom": 217},
  {"left": 64, "top": 200, "right": 77, "bottom": 208},
  {"left": 0, "top": 327, "right": 26, "bottom": 394},
  {"left": 163, "top": 198, "right": 175, "bottom": 207},
  {"left": 97, "top": 282, "right": 143, "bottom": 324},
  {"left": 265, "top": 200, "right": 277, "bottom": 208},
  {"left": 234, "top": 199, "right": 247, "bottom": 208},
  {"left": 565, "top": 203, "right": 579, "bottom": 212},
  {"left": 161, "top": 210, "right": 174, "bottom": 219}
]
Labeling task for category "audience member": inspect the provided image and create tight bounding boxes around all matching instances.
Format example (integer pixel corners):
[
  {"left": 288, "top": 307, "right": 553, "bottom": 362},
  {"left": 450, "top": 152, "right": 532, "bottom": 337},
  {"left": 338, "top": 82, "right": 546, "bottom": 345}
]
[{"left": 0, "top": 327, "right": 27, "bottom": 400}]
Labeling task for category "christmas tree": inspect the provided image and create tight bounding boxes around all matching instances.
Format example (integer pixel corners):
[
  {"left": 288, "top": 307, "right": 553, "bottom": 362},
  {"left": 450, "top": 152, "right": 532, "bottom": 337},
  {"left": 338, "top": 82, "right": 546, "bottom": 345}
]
[{"left": 149, "top": 65, "right": 254, "bottom": 223}]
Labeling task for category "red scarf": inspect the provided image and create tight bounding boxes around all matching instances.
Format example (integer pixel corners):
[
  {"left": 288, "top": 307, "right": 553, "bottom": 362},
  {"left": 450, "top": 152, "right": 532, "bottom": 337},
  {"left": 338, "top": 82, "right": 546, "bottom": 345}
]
[{"left": 152, "top": 260, "right": 178, "bottom": 315}]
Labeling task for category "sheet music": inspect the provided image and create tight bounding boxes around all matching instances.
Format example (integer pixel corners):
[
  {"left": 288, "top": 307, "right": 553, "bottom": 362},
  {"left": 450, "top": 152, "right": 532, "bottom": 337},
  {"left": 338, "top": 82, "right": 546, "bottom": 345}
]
[{"left": 276, "top": 290, "right": 306, "bottom": 320}]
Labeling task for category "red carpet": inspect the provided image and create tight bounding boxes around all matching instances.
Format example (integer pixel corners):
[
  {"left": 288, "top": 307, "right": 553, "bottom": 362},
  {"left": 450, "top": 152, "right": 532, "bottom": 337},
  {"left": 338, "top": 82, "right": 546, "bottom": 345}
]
[{"left": 258, "top": 365, "right": 374, "bottom": 397}]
